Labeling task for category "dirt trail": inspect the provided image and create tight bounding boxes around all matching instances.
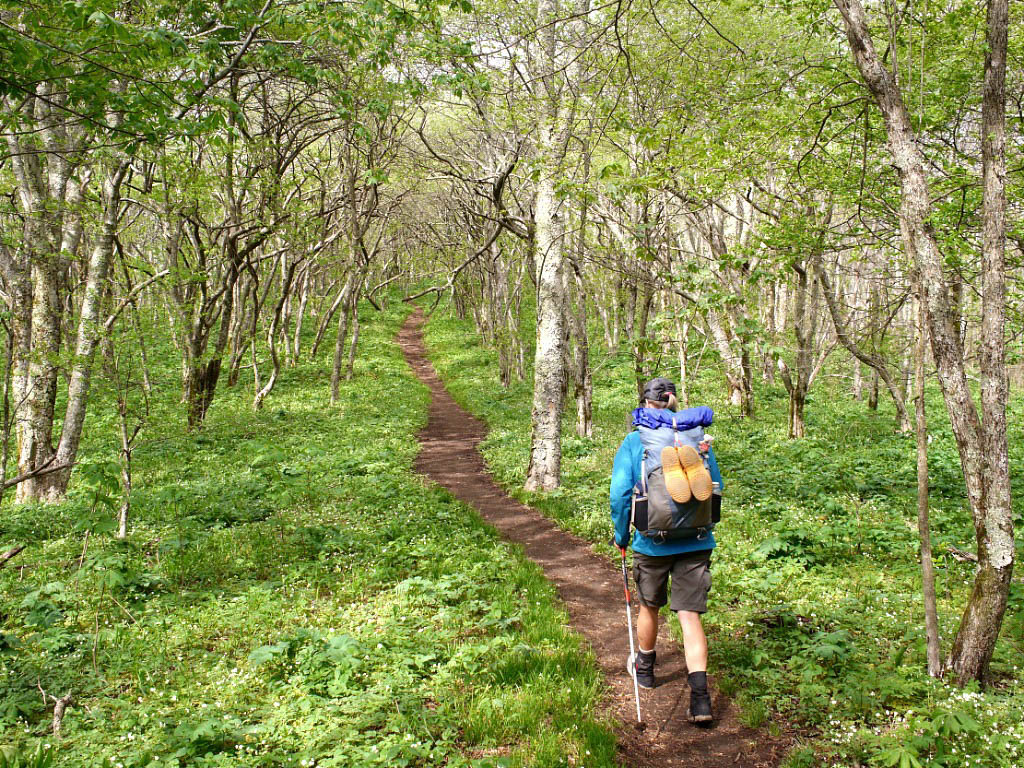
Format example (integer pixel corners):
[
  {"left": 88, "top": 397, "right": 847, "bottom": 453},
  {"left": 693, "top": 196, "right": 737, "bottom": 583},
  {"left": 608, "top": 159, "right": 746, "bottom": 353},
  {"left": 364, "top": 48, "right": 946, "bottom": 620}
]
[{"left": 399, "top": 310, "right": 787, "bottom": 768}]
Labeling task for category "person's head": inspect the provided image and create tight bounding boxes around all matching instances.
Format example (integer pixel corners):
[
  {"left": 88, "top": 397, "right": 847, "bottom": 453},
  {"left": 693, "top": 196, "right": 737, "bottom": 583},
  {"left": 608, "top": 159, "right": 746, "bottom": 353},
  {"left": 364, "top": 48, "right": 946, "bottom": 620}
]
[{"left": 641, "top": 377, "right": 678, "bottom": 411}]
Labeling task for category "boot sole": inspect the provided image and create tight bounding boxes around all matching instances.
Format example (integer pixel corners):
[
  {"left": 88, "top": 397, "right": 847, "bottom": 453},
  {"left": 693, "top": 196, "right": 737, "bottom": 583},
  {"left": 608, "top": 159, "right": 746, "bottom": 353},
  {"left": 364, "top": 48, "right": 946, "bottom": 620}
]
[
  {"left": 661, "top": 446, "right": 692, "bottom": 503},
  {"left": 678, "top": 445, "right": 713, "bottom": 501}
]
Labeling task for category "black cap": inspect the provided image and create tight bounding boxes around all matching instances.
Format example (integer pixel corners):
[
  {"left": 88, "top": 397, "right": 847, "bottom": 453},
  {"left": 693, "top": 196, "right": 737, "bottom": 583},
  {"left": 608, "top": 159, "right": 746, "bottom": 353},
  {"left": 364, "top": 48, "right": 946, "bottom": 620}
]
[{"left": 641, "top": 377, "right": 676, "bottom": 404}]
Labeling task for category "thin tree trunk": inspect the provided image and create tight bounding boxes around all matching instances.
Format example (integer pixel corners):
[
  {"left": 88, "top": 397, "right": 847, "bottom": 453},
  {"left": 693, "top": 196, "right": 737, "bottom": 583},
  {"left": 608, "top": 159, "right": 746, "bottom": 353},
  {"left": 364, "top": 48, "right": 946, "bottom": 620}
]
[
  {"left": 291, "top": 269, "right": 310, "bottom": 362},
  {"left": 675, "top": 309, "right": 690, "bottom": 408},
  {"left": 632, "top": 280, "right": 654, "bottom": 397},
  {"left": 815, "top": 259, "right": 910, "bottom": 428},
  {"left": 344, "top": 303, "right": 360, "bottom": 381},
  {"left": 836, "top": 0, "right": 1013, "bottom": 684},
  {"left": 330, "top": 292, "right": 352, "bottom": 405},
  {"left": 117, "top": 429, "right": 131, "bottom": 540},
  {"left": 311, "top": 274, "right": 350, "bottom": 359},
  {"left": 227, "top": 277, "right": 252, "bottom": 387},
  {"left": 0, "top": 325, "right": 14, "bottom": 508},
  {"left": 914, "top": 288, "right": 941, "bottom": 676},
  {"left": 254, "top": 260, "right": 299, "bottom": 409},
  {"left": 568, "top": 242, "right": 592, "bottom": 438},
  {"left": 48, "top": 161, "right": 130, "bottom": 499}
]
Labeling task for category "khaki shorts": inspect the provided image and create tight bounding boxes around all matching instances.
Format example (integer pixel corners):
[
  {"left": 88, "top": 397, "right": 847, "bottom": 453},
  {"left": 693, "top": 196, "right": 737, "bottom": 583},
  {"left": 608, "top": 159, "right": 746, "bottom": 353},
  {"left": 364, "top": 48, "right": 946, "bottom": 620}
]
[{"left": 633, "top": 550, "right": 712, "bottom": 613}]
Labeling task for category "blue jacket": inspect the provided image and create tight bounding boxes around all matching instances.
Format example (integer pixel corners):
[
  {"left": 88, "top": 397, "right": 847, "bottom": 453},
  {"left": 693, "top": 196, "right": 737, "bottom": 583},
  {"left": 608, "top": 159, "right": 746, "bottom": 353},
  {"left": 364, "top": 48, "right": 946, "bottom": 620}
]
[{"left": 610, "top": 429, "right": 722, "bottom": 556}]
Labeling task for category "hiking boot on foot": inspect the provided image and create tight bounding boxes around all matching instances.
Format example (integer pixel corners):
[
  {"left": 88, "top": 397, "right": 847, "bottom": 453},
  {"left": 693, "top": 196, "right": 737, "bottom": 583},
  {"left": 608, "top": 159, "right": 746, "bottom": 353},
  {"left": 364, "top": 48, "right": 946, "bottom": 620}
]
[
  {"left": 688, "top": 690, "right": 713, "bottom": 724},
  {"left": 660, "top": 447, "right": 692, "bottom": 503},
  {"left": 678, "top": 444, "right": 713, "bottom": 501},
  {"left": 628, "top": 649, "right": 656, "bottom": 689}
]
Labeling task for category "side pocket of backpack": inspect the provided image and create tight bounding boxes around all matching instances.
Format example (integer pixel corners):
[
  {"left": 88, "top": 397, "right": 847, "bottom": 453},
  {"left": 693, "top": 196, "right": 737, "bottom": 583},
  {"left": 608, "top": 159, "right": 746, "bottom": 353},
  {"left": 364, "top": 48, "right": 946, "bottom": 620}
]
[{"left": 631, "top": 486, "right": 649, "bottom": 532}]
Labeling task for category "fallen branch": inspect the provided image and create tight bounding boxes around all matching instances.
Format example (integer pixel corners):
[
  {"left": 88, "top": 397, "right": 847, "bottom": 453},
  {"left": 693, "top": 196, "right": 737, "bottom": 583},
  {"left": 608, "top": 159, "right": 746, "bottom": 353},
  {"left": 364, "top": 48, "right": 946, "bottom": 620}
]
[
  {"left": 948, "top": 545, "right": 977, "bottom": 563},
  {"left": 2, "top": 458, "right": 72, "bottom": 489},
  {"left": 946, "top": 545, "right": 1024, "bottom": 583},
  {"left": 0, "top": 544, "right": 25, "bottom": 569},
  {"left": 52, "top": 692, "right": 72, "bottom": 738},
  {"left": 109, "top": 593, "right": 138, "bottom": 624},
  {"left": 38, "top": 685, "right": 73, "bottom": 739}
]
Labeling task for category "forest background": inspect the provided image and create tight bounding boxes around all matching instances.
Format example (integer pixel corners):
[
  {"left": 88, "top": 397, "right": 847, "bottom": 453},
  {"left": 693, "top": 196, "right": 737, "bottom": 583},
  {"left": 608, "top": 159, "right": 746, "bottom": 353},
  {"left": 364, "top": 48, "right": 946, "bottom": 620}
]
[{"left": 0, "top": 0, "right": 1021, "bottom": 765}]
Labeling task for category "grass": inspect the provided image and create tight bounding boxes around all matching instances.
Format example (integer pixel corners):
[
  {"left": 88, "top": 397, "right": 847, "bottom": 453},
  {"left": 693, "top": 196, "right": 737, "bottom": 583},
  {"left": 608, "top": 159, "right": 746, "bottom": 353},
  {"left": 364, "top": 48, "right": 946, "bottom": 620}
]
[
  {"left": 423, "top": 306, "right": 1024, "bottom": 768},
  {"left": 0, "top": 298, "right": 617, "bottom": 768}
]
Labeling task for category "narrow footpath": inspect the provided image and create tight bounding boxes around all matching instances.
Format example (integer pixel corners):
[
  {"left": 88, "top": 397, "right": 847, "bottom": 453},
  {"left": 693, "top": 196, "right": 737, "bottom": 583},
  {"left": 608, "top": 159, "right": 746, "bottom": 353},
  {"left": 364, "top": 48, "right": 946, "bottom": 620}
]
[{"left": 399, "top": 309, "right": 787, "bottom": 768}]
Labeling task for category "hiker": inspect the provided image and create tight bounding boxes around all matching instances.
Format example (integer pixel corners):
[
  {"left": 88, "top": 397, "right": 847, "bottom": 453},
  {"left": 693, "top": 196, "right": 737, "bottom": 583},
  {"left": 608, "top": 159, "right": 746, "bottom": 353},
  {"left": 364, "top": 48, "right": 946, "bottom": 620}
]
[{"left": 610, "top": 376, "right": 723, "bottom": 724}]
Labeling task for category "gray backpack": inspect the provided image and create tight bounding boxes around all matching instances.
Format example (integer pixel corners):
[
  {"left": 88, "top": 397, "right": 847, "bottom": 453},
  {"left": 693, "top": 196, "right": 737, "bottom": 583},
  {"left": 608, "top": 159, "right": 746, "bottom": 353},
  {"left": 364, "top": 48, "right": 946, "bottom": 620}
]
[{"left": 630, "top": 422, "right": 720, "bottom": 542}]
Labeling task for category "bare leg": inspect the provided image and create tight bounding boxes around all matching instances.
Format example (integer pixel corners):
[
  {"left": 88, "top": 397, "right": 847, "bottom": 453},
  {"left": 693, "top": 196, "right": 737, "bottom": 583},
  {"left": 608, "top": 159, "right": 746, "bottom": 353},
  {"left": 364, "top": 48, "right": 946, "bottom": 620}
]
[
  {"left": 677, "top": 610, "right": 707, "bottom": 672},
  {"left": 637, "top": 605, "right": 659, "bottom": 651}
]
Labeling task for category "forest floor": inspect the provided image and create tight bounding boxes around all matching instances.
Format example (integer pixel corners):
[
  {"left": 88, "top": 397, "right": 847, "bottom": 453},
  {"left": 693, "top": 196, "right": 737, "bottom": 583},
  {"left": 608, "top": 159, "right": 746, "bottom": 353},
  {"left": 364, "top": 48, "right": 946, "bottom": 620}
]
[{"left": 400, "top": 308, "right": 790, "bottom": 768}]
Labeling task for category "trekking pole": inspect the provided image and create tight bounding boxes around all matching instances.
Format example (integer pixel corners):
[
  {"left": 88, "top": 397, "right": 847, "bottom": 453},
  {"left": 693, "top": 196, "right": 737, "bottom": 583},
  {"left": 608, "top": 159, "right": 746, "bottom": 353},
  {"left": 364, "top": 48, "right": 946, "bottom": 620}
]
[{"left": 619, "top": 546, "right": 643, "bottom": 724}]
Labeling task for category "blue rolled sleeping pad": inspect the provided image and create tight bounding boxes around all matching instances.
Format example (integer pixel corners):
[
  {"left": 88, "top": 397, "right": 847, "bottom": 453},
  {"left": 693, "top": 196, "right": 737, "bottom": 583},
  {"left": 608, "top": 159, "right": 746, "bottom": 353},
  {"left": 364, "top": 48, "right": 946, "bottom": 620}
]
[{"left": 631, "top": 405, "right": 713, "bottom": 431}]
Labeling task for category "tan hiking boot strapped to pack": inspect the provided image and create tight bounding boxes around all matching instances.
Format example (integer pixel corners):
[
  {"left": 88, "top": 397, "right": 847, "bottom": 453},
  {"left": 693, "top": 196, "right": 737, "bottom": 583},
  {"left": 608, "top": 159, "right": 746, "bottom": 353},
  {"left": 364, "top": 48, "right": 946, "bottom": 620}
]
[
  {"left": 660, "top": 446, "right": 693, "bottom": 503},
  {"left": 677, "top": 445, "right": 713, "bottom": 501}
]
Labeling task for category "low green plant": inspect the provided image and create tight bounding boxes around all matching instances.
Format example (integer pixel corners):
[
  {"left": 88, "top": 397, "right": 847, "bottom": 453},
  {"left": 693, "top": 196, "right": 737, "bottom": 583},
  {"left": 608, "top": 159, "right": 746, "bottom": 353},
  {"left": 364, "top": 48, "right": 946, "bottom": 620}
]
[{"left": 0, "top": 745, "right": 54, "bottom": 768}]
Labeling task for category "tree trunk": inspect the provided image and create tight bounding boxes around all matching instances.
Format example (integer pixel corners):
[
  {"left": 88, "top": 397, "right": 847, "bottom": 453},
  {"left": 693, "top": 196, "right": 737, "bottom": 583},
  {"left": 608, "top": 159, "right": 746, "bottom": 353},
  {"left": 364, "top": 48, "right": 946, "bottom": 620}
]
[
  {"left": 596, "top": 278, "right": 614, "bottom": 350},
  {"left": 623, "top": 272, "right": 637, "bottom": 346},
  {"left": 524, "top": 0, "right": 571, "bottom": 491},
  {"left": 5, "top": 91, "right": 77, "bottom": 503},
  {"left": 184, "top": 260, "right": 238, "bottom": 429},
  {"left": 289, "top": 270, "right": 307, "bottom": 361},
  {"left": 329, "top": 294, "right": 351, "bottom": 405},
  {"left": 674, "top": 305, "right": 690, "bottom": 408},
  {"left": 789, "top": 391, "right": 806, "bottom": 439},
  {"left": 524, "top": 146, "right": 566, "bottom": 490},
  {"left": 15, "top": 239, "right": 61, "bottom": 503},
  {"left": 227, "top": 278, "right": 253, "bottom": 387},
  {"left": 254, "top": 260, "right": 299, "bottom": 410},
  {"left": 632, "top": 280, "right": 654, "bottom": 397},
  {"left": 311, "top": 275, "right": 350, "bottom": 360},
  {"left": 117, "top": 439, "right": 131, "bottom": 541},
  {"left": 48, "top": 162, "right": 130, "bottom": 498},
  {"left": 0, "top": 326, "right": 15, "bottom": 508},
  {"left": 914, "top": 288, "right": 941, "bottom": 677},
  {"left": 345, "top": 304, "right": 360, "bottom": 381},
  {"left": 947, "top": 0, "right": 1013, "bottom": 686},
  {"left": 706, "top": 310, "right": 747, "bottom": 412},
  {"left": 568, "top": 255, "right": 593, "bottom": 439},
  {"left": 815, "top": 256, "right": 913, "bottom": 430},
  {"left": 836, "top": 0, "right": 1014, "bottom": 684}
]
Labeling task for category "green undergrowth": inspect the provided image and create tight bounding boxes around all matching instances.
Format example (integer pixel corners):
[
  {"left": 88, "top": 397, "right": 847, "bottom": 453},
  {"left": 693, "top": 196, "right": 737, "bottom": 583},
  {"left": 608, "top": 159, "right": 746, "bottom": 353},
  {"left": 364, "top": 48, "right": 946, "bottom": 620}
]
[
  {"left": 0, "top": 299, "right": 616, "bottom": 767},
  {"left": 423, "top": 307, "right": 1024, "bottom": 768}
]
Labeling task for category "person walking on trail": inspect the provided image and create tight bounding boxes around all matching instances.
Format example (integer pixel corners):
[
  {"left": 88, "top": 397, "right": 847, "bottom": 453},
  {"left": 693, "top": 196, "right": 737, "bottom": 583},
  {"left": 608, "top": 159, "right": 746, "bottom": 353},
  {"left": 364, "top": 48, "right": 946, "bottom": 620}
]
[{"left": 610, "top": 376, "right": 723, "bottom": 724}]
